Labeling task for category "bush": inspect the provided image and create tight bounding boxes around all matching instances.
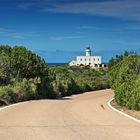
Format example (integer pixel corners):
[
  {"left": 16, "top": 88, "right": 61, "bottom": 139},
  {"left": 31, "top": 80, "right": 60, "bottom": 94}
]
[
  {"left": 48, "top": 65, "right": 109, "bottom": 98},
  {"left": 0, "top": 45, "right": 48, "bottom": 104},
  {"left": 109, "top": 52, "right": 140, "bottom": 110},
  {"left": 0, "top": 78, "right": 38, "bottom": 104},
  {"left": 0, "top": 85, "right": 18, "bottom": 104}
]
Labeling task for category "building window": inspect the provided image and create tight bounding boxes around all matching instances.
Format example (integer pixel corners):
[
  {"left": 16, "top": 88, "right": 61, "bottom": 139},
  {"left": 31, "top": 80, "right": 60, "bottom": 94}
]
[
  {"left": 85, "top": 59, "right": 86, "bottom": 61},
  {"left": 80, "top": 59, "right": 82, "bottom": 61},
  {"left": 93, "top": 58, "right": 95, "bottom": 61},
  {"left": 89, "top": 59, "right": 91, "bottom": 61},
  {"left": 98, "top": 58, "right": 99, "bottom": 61}
]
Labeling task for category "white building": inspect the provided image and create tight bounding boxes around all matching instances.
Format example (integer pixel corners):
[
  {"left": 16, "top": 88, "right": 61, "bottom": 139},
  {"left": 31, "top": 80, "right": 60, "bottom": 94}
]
[{"left": 69, "top": 47, "right": 106, "bottom": 68}]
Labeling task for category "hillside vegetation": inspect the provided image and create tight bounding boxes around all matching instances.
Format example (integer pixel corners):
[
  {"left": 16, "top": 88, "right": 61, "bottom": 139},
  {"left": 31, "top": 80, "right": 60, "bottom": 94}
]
[
  {"left": 109, "top": 52, "right": 140, "bottom": 110},
  {"left": 47, "top": 65, "right": 109, "bottom": 98},
  {"left": 0, "top": 45, "right": 109, "bottom": 105}
]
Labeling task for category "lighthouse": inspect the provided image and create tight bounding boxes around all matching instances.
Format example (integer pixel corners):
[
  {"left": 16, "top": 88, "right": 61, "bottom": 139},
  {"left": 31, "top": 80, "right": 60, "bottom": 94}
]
[
  {"left": 68, "top": 47, "right": 106, "bottom": 68},
  {"left": 86, "top": 47, "right": 91, "bottom": 56}
]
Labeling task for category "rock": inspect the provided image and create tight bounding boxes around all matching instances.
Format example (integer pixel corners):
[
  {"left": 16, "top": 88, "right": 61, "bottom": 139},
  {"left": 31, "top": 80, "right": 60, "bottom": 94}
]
[{"left": 0, "top": 99, "right": 8, "bottom": 106}]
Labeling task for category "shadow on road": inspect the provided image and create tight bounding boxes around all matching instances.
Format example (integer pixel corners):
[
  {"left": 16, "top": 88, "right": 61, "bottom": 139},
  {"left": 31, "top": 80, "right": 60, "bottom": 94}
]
[{"left": 46, "top": 97, "right": 72, "bottom": 101}]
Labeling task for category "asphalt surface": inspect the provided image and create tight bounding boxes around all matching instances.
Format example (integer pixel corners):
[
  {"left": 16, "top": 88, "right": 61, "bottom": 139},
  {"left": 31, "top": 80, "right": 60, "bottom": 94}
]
[{"left": 0, "top": 89, "right": 139, "bottom": 140}]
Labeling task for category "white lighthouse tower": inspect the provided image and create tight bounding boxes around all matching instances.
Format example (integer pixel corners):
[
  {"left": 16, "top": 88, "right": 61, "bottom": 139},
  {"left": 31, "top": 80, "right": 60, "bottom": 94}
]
[{"left": 86, "top": 47, "right": 91, "bottom": 56}]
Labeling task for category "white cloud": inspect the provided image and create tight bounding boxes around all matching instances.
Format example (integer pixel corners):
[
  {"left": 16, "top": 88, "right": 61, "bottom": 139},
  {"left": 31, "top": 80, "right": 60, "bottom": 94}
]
[
  {"left": 17, "top": 0, "right": 140, "bottom": 20},
  {"left": 124, "top": 24, "right": 140, "bottom": 30},
  {"left": 50, "top": 35, "right": 83, "bottom": 41},
  {"left": 18, "top": 3, "right": 35, "bottom": 9},
  {"left": 79, "top": 25, "right": 99, "bottom": 30},
  {"left": 44, "top": 0, "right": 140, "bottom": 20},
  {"left": 0, "top": 28, "right": 36, "bottom": 39}
]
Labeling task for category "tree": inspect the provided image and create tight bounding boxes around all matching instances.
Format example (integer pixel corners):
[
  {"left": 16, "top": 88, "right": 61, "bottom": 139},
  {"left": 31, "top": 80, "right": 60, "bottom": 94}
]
[
  {"left": 0, "top": 45, "right": 48, "bottom": 84},
  {"left": 0, "top": 45, "right": 49, "bottom": 103}
]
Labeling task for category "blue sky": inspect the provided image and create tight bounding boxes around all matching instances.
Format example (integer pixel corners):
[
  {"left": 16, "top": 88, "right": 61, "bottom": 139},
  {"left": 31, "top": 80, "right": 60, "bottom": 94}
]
[{"left": 0, "top": 0, "right": 140, "bottom": 63}]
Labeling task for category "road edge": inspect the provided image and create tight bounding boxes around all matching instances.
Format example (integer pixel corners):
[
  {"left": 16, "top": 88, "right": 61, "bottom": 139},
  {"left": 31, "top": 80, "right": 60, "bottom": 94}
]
[
  {"left": 107, "top": 98, "right": 140, "bottom": 123},
  {"left": 0, "top": 100, "right": 34, "bottom": 111}
]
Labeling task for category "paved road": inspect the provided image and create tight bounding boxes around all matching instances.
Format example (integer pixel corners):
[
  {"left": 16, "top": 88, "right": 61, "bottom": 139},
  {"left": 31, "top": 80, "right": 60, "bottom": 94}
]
[{"left": 0, "top": 89, "right": 139, "bottom": 140}]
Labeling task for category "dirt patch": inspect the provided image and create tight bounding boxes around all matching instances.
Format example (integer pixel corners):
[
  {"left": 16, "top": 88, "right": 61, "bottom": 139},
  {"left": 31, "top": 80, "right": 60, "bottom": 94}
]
[{"left": 111, "top": 99, "right": 140, "bottom": 120}]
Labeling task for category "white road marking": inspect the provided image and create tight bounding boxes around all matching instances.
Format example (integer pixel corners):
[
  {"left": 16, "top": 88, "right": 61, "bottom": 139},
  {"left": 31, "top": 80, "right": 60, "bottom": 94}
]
[{"left": 107, "top": 98, "right": 140, "bottom": 123}]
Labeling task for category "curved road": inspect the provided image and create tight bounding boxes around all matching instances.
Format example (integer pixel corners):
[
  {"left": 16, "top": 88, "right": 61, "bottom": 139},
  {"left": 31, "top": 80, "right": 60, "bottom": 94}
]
[{"left": 0, "top": 89, "right": 139, "bottom": 140}]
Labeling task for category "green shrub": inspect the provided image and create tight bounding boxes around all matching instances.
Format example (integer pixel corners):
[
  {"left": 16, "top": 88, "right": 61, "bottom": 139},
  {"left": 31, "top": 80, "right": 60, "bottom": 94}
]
[
  {"left": 0, "top": 85, "right": 18, "bottom": 104},
  {"left": 0, "top": 78, "right": 38, "bottom": 104},
  {"left": 48, "top": 65, "right": 109, "bottom": 97},
  {"left": 109, "top": 53, "right": 140, "bottom": 110}
]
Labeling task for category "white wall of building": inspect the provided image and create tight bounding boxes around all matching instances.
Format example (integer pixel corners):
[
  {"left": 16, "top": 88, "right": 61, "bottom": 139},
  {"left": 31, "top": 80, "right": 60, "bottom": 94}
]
[
  {"left": 69, "top": 60, "right": 77, "bottom": 66},
  {"left": 77, "top": 56, "right": 101, "bottom": 66}
]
